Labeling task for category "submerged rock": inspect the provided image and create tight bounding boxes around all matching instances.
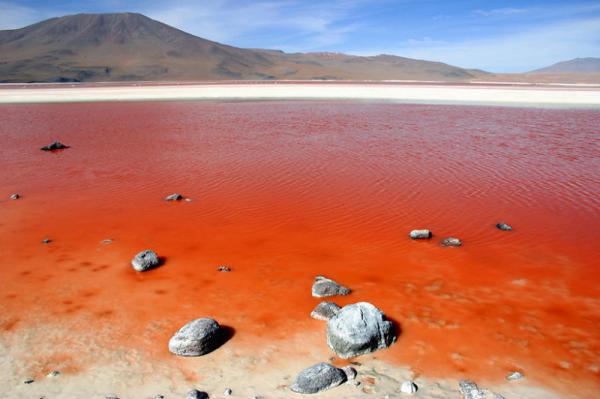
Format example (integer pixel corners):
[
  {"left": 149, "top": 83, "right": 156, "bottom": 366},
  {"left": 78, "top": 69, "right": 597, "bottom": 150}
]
[
  {"left": 441, "top": 237, "right": 462, "bottom": 247},
  {"left": 312, "top": 275, "right": 351, "bottom": 297},
  {"left": 400, "top": 381, "right": 418, "bottom": 394},
  {"left": 290, "top": 362, "right": 347, "bottom": 394},
  {"left": 311, "top": 301, "right": 341, "bottom": 321},
  {"left": 186, "top": 389, "right": 209, "bottom": 399},
  {"left": 506, "top": 371, "right": 524, "bottom": 381},
  {"left": 217, "top": 265, "right": 231, "bottom": 272},
  {"left": 41, "top": 238, "right": 51, "bottom": 244},
  {"left": 168, "top": 318, "right": 222, "bottom": 356},
  {"left": 40, "top": 141, "right": 69, "bottom": 151},
  {"left": 496, "top": 223, "right": 513, "bottom": 231},
  {"left": 164, "top": 193, "right": 184, "bottom": 201},
  {"left": 327, "top": 302, "right": 395, "bottom": 359},
  {"left": 409, "top": 229, "right": 432, "bottom": 239},
  {"left": 131, "top": 250, "right": 160, "bottom": 272},
  {"left": 9, "top": 193, "right": 20, "bottom": 200}
]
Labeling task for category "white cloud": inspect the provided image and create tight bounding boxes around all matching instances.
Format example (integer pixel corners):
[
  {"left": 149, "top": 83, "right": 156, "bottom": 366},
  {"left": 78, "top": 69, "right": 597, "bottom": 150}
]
[
  {"left": 473, "top": 8, "right": 527, "bottom": 17},
  {"left": 351, "top": 17, "right": 600, "bottom": 72}
]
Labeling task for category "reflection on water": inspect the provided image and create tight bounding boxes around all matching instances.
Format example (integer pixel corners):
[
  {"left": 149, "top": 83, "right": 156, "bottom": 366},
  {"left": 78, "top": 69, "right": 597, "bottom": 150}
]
[{"left": 0, "top": 101, "right": 599, "bottom": 396}]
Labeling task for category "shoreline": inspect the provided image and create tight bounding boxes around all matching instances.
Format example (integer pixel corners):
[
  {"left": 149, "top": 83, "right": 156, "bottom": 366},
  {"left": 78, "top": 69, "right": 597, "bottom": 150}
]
[{"left": 0, "top": 82, "right": 599, "bottom": 107}]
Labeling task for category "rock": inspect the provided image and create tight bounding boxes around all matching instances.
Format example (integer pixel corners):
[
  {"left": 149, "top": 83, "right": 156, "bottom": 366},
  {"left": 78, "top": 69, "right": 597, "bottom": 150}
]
[
  {"left": 168, "top": 318, "right": 222, "bottom": 356},
  {"left": 496, "top": 223, "right": 512, "bottom": 231},
  {"left": 409, "top": 229, "right": 432, "bottom": 239},
  {"left": 40, "top": 141, "right": 69, "bottom": 151},
  {"left": 23, "top": 379, "right": 34, "bottom": 384},
  {"left": 290, "top": 362, "right": 347, "bottom": 394},
  {"left": 506, "top": 371, "right": 524, "bottom": 381},
  {"left": 217, "top": 265, "right": 231, "bottom": 272},
  {"left": 131, "top": 250, "right": 160, "bottom": 272},
  {"left": 41, "top": 238, "right": 51, "bottom": 244},
  {"left": 164, "top": 193, "right": 184, "bottom": 201},
  {"left": 310, "top": 301, "right": 341, "bottom": 321},
  {"left": 154, "top": 396, "right": 165, "bottom": 399},
  {"left": 441, "top": 237, "right": 462, "bottom": 247},
  {"left": 459, "top": 380, "right": 504, "bottom": 399},
  {"left": 47, "top": 370, "right": 60, "bottom": 378},
  {"left": 341, "top": 366, "right": 357, "bottom": 381},
  {"left": 186, "top": 389, "right": 209, "bottom": 399},
  {"left": 101, "top": 239, "right": 113, "bottom": 244},
  {"left": 327, "top": 302, "right": 395, "bottom": 359},
  {"left": 223, "top": 388, "right": 232, "bottom": 396},
  {"left": 312, "top": 275, "right": 350, "bottom": 298},
  {"left": 9, "top": 193, "right": 20, "bottom": 200},
  {"left": 400, "top": 381, "right": 418, "bottom": 394}
]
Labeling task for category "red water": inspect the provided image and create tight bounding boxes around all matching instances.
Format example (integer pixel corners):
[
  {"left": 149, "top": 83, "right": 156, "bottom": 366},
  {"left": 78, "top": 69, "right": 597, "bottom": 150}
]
[{"left": 1, "top": 101, "right": 599, "bottom": 396}]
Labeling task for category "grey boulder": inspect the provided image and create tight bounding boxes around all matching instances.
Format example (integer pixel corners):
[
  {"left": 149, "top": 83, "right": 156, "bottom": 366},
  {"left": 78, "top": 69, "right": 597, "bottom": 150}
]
[
  {"left": 441, "top": 237, "right": 462, "bottom": 247},
  {"left": 310, "top": 301, "right": 341, "bottom": 321},
  {"left": 327, "top": 302, "right": 395, "bottom": 359},
  {"left": 409, "top": 229, "right": 432, "bottom": 239},
  {"left": 40, "top": 141, "right": 69, "bottom": 151},
  {"left": 187, "top": 389, "right": 209, "bottom": 399},
  {"left": 312, "top": 275, "right": 350, "bottom": 297},
  {"left": 9, "top": 193, "right": 20, "bottom": 200},
  {"left": 168, "top": 318, "right": 222, "bottom": 356},
  {"left": 131, "top": 250, "right": 160, "bottom": 272},
  {"left": 290, "top": 362, "right": 347, "bottom": 394},
  {"left": 496, "top": 223, "right": 512, "bottom": 231},
  {"left": 164, "top": 193, "right": 184, "bottom": 201}
]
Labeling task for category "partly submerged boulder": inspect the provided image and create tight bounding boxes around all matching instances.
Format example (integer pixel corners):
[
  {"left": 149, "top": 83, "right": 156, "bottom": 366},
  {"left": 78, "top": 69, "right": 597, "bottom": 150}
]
[
  {"left": 131, "top": 250, "right": 160, "bottom": 272},
  {"left": 496, "top": 223, "right": 513, "bottom": 231},
  {"left": 409, "top": 229, "right": 432, "bottom": 239},
  {"left": 327, "top": 302, "right": 395, "bottom": 359},
  {"left": 40, "top": 141, "right": 69, "bottom": 151},
  {"left": 9, "top": 193, "right": 20, "bottom": 200},
  {"left": 312, "top": 275, "right": 350, "bottom": 298},
  {"left": 310, "top": 301, "right": 341, "bottom": 321},
  {"left": 290, "top": 362, "right": 347, "bottom": 394},
  {"left": 441, "top": 237, "right": 462, "bottom": 247},
  {"left": 168, "top": 318, "right": 222, "bottom": 356},
  {"left": 164, "top": 193, "right": 184, "bottom": 201}
]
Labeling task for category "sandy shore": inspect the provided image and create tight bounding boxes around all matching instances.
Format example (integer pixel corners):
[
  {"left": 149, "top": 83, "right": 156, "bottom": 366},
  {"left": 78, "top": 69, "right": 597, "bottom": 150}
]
[{"left": 1, "top": 82, "right": 600, "bottom": 107}]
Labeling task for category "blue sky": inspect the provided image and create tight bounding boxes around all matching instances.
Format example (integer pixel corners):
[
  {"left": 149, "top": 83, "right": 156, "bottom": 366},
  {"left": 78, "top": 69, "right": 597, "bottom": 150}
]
[{"left": 1, "top": 0, "right": 599, "bottom": 72}]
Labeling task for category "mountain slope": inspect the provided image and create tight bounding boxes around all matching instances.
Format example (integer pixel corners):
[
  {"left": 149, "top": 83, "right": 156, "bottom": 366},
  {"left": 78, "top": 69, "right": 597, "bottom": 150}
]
[
  {"left": 531, "top": 58, "right": 600, "bottom": 73},
  {"left": 0, "top": 13, "right": 487, "bottom": 82}
]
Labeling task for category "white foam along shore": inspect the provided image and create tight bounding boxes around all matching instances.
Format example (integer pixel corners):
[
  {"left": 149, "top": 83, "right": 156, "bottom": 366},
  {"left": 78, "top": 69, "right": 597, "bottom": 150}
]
[{"left": 1, "top": 82, "right": 600, "bottom": 107}]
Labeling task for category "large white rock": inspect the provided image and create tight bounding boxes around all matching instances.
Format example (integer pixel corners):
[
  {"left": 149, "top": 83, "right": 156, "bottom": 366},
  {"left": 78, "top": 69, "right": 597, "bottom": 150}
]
[
  {"left": 131, "top": 249, "right": 160, "bottom": 272},
  {"left": 290, "top": 363, "right": 347, "bottom": 394},
  {"left": 327, "top": 302, "right": 395, "bottom": 359},
  {"left": 168, "top": 318, "right": 221, "bottom": 356}
]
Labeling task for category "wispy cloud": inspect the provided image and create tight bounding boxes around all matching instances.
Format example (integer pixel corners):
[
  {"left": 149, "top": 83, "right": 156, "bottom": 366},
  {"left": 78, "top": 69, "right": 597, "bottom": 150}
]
[{"left": 473, "top": 8, "right": 527, "bottom": 17}]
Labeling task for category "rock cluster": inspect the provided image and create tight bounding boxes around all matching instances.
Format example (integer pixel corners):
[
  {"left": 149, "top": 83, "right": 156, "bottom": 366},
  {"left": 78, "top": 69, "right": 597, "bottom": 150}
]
[
  {"left": 290, "top": 362, "right": 347, "bottom": 394},
  {"left": 131, "top": 250, "right": 160, "bottom": 272},
  {"left": 168, "top": 318, "right": 222, "bottom": 356},
  {"left": 40, "top": 141, "right": 69, "bottom": 151},
  {"left": 312, "top": 275, "right": 350, "bottom": 297},
  {"left": 327, "top": 302, "right": 395, "bottom": 359}
]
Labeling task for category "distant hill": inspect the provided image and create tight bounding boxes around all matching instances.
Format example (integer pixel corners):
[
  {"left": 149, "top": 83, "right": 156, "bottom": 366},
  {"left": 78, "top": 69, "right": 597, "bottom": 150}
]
[
  {"left": 0, "top": 12, "right": 488, "bottom": 83},
  {"left": 531, "top": 58, "right": 600, "bottom": 73}
]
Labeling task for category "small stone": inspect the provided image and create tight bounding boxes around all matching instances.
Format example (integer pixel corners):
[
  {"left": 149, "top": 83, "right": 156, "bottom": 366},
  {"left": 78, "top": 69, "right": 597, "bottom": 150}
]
[
  {"left": 310, "top": 301, "right": 341, "bottom": 321},
  {"left": 24, "top": 379, "right": 34, "bottom": 384},
  {"left": 164, "top": 193, "right": 184, "bottom": 201},
  {"left": 9, "top": 193, "right": 20, "bottom": 200},
  {"left": 341, "top": 366, "right": 357, "bottom": 380},
  {"left": 312, "top": 275, "right": 350, "bottom": 297},
  {"left": 101, "top": 239, "right": 113, "bottom": 244},
  {"left": 41, "top": 238, "right": 51, "bottom": 244},
  {"left": 400, "top": 381, "right": 418, "bottom": 394},
  {"left": 409, "top": 229, "right": 432, "bottom": 239},
  {"left": 290, "top": 362, "right": 347, "bottom": 394},
  {"left": 47, "top": 370, "right": 60, "bottom": 378},
  {"left": 40, "top": 141, "right": 69, "bottom": 151},
  {"left": 350, "top": 380, "right": 361, "bottom": 387},
  {"left": 441, "top": 237, "right": 462, "bottom": 247},
  {"left": 217, "top": 265, "right": 231, "bottom": 272},
  {"left": 559, "top": 360, "right": 571, "bottom": 369},
  {"left": 327, "top": 302, "right": 395, "bottom": 359},
  {"left": 168, "top": 318, "right": 222, "bottom": 356},
  {"left": 184, "top": 198, "right": 193, "bottom": 202},
  {"left": 186, "top": 389, "right": 209, "bottom": 399},
  {"left": 131, "top": 249, "right": 160, "bottom": 272},
  {"left": 223, "top": 388, "right": 232, "bottom": 396},
  {"left": 154, "top": 395, "right": 165, "bottom": 399},
  {"left": 506, "top": 371, "right": 524, "bottom": 381},
  {"left": 496, "top": 223, "right": 512, "bottom": 231}
]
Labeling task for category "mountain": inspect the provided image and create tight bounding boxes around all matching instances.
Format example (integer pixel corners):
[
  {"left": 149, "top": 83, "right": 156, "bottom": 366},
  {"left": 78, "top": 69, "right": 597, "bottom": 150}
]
[
  {"left": 531, "top": 58, "right": 600, "bottom": 73},
  {"left": 0, "top": 13, "right": 488, "bottom": 83}
]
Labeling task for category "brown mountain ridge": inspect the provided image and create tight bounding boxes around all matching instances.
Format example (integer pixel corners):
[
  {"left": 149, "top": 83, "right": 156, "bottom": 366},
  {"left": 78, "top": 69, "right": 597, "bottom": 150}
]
[{"left": 0, "top": 13, "right": 488, "bottom": 83}]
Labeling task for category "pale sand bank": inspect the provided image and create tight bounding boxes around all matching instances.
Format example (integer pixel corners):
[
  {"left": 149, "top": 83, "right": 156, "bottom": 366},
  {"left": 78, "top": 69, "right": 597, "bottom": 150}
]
[{"left": 1, "top": 83, "right": 600, "bottom": 107}]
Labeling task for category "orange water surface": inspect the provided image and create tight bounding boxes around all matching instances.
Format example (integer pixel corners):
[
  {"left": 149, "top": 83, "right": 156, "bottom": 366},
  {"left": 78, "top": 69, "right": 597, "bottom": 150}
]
[{"left": 1, "top": 101, "right": 599, "bottom": 396}]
